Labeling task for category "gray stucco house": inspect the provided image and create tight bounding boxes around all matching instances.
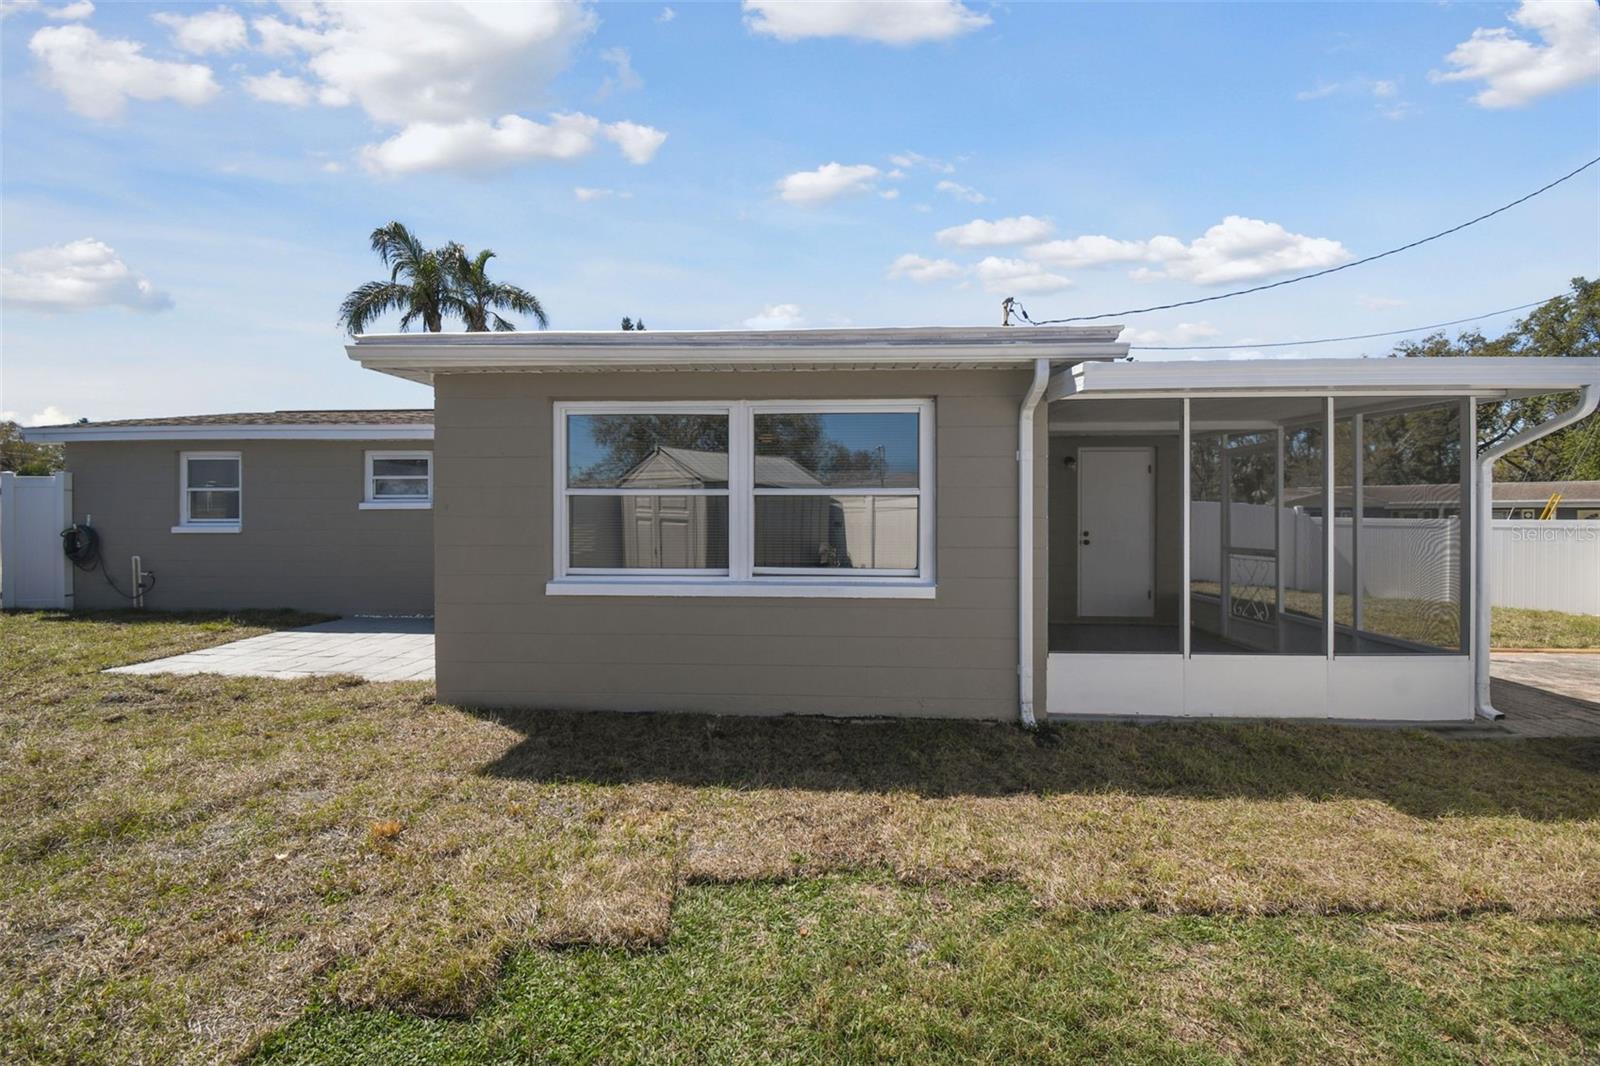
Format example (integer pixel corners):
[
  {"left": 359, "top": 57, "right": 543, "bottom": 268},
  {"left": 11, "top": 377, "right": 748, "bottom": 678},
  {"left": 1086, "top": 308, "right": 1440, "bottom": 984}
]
[{"left": 21, "top": 327, "right": 1599, "bottom": 726}]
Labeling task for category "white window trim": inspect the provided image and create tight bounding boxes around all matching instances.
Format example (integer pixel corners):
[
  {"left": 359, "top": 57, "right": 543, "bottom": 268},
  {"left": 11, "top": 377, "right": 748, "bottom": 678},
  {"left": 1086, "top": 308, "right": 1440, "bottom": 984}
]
[
  {"left": 549, "top": 399, "right": 936, "bottom": 598},
  {"left": 174, "top": 450, "right": 242, "bottom": 533},
  {"left": 361, "top": 449, "right": 433, "bottom": 510}
]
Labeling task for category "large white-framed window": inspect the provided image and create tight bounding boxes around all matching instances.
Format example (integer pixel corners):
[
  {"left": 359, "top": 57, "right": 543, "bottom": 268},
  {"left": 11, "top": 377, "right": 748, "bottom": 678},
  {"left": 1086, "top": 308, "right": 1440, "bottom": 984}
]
[
  {"left": 551, "top": 399, "right": 935, "bottom": 598},
  {"left": 362, "top": 450, "right": 433, "bottom": 509},
  {"left": 174, "top": 451, "right": 241, "bottom": 533}
]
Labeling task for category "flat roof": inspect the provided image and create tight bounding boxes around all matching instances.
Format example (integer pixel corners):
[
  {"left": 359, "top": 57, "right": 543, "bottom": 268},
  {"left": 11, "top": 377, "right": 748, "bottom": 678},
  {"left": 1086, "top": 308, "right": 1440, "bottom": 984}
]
[
  {"left": 347, "top": 325, "right": 1130, "bottom": 384},
  {"left": 1048, "top": 355, "right": 1600, "bottom": 402},
  {"left": 23, "top": 409, "right": 434, "bottom": 443}
]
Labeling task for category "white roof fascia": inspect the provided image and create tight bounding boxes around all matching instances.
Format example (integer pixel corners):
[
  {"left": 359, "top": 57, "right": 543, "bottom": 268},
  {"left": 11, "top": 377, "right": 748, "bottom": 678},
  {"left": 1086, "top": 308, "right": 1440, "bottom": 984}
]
[
  {"left": 346, "top": 326, "right": 1130, "bottom": 383},
  {"left": 22, "top": 424, "right": 435, "bottom": 443},
  {"left": 1047, "top": 356, "right": 1600, "bottom": 403}
]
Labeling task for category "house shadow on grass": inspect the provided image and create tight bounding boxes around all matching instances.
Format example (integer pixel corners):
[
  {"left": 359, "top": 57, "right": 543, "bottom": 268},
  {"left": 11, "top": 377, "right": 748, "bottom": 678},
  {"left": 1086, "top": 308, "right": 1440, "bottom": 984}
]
[{"left": 469, "top": 706, "right": 1600, "bottom": 821}]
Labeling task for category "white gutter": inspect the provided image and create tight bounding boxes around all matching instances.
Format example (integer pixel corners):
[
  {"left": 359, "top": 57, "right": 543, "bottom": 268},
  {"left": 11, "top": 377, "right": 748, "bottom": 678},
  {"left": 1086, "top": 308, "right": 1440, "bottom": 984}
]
[
  {"left": 1017, "top": 357, "right": 1051, "bottom": 728},
  {"left": 1473, "top": 382, "right": 1598, "bottom": 720}
]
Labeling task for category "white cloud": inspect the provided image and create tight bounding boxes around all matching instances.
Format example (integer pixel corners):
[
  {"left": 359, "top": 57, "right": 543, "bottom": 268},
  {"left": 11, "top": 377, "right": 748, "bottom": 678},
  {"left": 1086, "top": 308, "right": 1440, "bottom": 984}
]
[
  {"left": 47, "top": 0, "right": 91, "bottom": 18},
  {"left": 1433, "top": 0, "right": 1600, "bottom": 107},
  {"left": 1, "top": 405, "right": 75, "bottom": 427},
  {"left": 1028, "top": 216, "right": 1350, "bottom": 286},
  {"left": 360, "top": 112, "right": 604, "bottom": 175},
  {"left": 252, "top": 1, "right": 595, "bottom": 125},
  {"left": 936, "top": 215, "right": 1054, "bottom": 247},
  {"left": 28, "top": 25, "right": 219, "bottom": 120},
  {"left": 1, "top": 238, "right": 173, "bottom": 313},
  {"left": 1296, "top": 76, "right": 1413, "bottom": 118},
  {"left": 935, "top": 179, "right": 988, "bottom": 204},
  {"left": 1358, "top": 295, "right": 1406, "bottom": 311},
  {"left": 603, "top": 120, "right": 667, "bottom": 164},
  {"left": 244, "top": 69, "right": 313, "bottom": 106},
  {"left": 777, "top": 161, "right": 880, "bottom": 203},
  {"left": 657, "top": 6, "right": 676, "bottom": 22},
  {"left": 597, "top": 45, "right": 641, "bottom": 98},
  {"left": 973, "top": 256, "right": 1071, "bottom": 295},
  {"left": 1025, "top": 234, "right": 1152, "bottom": 269},
  {"left": 744, "top": 303, "right": 805, "bottom": 329},
  {"left": 245, "top": 3, "right": 666, "bottom": 174},
  {"left": 153, "top": 6, "right": 247, "bottom": 54},
  {"left": 743, "top": 0, "right": 989, "bottom": 44},
  {"left": 889, "top": 150, "right": 954, "bottom": 173},
  {"left": 886, "top": 253, "right": 961, "bottom": 283},
  {"left": 574, "top": 186, "right": 632, "bottom": 201},
  {"left": 879, "top": 188, "right": 900, "bottom": 200},
  {"left": 1121, "top": 321, "right": 1222, "bottom": 346}
]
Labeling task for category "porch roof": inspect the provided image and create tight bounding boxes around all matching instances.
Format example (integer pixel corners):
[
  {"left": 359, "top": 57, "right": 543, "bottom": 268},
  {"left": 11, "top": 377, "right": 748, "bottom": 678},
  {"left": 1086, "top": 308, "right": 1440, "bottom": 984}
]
[{"left": 1046, "top": 356, "right": 1600, "bottom": 404}]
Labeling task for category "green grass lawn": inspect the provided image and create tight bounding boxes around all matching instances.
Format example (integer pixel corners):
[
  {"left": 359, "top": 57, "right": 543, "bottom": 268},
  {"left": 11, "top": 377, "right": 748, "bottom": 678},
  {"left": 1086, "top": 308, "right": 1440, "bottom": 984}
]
[
  {"left": 1193, "top": 583, "right": 1600, "bottom": 649},
  {"left": 3, "top": 610, "right": 1598, "bottom": 1064}
]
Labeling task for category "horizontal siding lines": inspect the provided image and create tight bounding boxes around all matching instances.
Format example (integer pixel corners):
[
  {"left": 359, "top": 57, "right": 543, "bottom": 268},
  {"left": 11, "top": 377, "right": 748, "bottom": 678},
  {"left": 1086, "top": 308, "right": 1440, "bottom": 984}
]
[
  {"left": 435, "top": 662, "right": 1014, "bottom": 700},
  {"left": 434, "top": 691, "right": 1013, "bottom": 720}
]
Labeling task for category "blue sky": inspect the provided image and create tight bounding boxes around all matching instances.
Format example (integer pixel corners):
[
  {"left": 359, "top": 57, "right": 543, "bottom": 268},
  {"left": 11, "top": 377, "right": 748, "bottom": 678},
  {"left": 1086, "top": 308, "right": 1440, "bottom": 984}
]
[{"left": 2, "top": 0, "right": 1597, "bottom": 423}]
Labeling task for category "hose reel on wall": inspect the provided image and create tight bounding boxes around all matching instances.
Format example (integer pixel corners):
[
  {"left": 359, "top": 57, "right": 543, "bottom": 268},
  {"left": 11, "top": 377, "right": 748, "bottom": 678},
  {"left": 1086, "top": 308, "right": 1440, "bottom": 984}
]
[{"left": 61, "top": 522, "right": 156, "bottom": 604}]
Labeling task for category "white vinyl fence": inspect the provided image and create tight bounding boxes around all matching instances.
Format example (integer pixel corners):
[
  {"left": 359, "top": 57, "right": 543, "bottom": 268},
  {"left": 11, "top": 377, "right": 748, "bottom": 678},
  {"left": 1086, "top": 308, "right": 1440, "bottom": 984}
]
[{"left": 1189, "top": 502, "right": 1599, "bottom": 616}]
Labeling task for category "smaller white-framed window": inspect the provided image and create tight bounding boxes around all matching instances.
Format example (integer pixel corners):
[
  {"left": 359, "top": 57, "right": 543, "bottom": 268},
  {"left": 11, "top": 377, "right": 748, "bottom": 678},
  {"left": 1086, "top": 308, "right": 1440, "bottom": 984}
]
[
  {"left": 361, "top": 450, "right": 433, "bottom": 509},
  {"left": 174, "top": 451, "right": 241, "bottom": 533}
]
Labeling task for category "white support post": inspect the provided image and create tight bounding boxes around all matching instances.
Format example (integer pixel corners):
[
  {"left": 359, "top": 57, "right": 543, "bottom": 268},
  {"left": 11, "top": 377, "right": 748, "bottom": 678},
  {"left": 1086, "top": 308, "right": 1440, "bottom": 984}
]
[
  {"left": 1323, "top": 398, "right": 1336, "bottom": 660},
  {"left": 1180, "top": 398, "right": 1191, "bottom": 659},
  {"left": 1274, "top": 426, "right": 1284, "bottom": 648},
  {"left": 1351, "top": 413, "right": 1364, "bottom": 634},
  {"left": 1219, "top": 435, "right": 1232, "bottom": 643},
  {"left": 1459, "top": 398, "right": 1474, "bottom": 658}
]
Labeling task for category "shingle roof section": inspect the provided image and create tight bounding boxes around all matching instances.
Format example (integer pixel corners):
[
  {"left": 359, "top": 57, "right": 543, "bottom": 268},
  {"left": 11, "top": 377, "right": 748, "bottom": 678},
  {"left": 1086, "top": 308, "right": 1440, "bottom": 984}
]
[{"left": 39, "top": 409, "right": 433, "bottom": 429}]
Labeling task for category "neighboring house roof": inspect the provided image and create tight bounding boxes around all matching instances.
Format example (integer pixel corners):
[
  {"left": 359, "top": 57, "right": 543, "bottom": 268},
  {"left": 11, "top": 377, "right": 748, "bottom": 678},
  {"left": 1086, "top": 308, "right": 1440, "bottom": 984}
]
[
  {"left": 615, "top": 446, "right": 825, "bottom": 488},
  {"left": 347, "top": 325, "right": 1131, "bottom": 384},
  {"left": 22, "top": 409, "right": 434, "bottom": 442}
]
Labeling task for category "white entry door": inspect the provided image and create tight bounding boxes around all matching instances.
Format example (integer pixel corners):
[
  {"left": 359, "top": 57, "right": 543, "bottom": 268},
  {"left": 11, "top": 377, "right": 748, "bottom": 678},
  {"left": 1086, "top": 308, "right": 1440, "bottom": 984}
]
[{"left": 1076, "top": 447, "right": 1154, "bottom": 618}]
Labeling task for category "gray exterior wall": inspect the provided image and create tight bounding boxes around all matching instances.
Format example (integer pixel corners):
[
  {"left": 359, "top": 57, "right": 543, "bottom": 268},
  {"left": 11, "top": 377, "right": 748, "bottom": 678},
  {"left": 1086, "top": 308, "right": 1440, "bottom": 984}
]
[
  {"left": 1048, "top": 433, "right": 1183, "bottom": 625},
  {"left": 64, "top": 439, "right": 433, "bottom": 614},
  {"left": 435, "top": 369, "right": 1047, "bottom": 720}
]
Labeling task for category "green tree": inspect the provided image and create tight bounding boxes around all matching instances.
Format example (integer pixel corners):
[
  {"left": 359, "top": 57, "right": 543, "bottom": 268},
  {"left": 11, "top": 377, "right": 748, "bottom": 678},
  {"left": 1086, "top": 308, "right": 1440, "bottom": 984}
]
[
  {"left": 621, "top": 317, "right": 647, "bottom": 331},
  {"left": 338, "top": 223, "right": 548, "bottom": 335},
  {"left": 338, "top": 222, "right": 453, "bottom": 334},
  {"left": 448, "top": 246, "right": 546, "bottom": 332},
  {"left": 0, "top": 421, "right": 63, "bottom": 475},
  {"left": 1393, "top": 276, "right": 1598, "bottom": 480}
]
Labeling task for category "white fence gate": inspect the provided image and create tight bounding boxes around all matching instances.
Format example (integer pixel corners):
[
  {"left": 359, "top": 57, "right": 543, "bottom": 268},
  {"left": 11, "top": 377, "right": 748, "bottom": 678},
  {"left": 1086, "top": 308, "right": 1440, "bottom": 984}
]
[{"left": 0, "top": 471, "right": 73, "bottom": 610}]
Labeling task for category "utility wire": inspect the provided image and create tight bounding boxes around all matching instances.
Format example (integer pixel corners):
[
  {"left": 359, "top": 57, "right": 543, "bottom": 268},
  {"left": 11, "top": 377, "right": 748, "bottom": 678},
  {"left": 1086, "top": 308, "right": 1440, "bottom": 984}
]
[
  {"left": 1011, "top": 155, "right": 1600, "bottom": 325},
  {"left": 1126, "top": 297, "right": 1550, "bottom": 351}
]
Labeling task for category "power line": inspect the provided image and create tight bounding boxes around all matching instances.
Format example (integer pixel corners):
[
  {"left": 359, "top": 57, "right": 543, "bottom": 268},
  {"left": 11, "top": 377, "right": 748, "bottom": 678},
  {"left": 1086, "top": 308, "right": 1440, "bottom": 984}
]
[
  {"left": 1011, "top": 155, "right": 1600, "bottom": 325},
  {"left": 1126, "top": 297, "right": 1551, "bottom": 351}
]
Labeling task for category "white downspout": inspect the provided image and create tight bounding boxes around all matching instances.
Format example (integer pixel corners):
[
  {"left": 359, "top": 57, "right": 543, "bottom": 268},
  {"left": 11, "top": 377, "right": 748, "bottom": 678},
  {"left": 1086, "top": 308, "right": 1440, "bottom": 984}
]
[
  {"left": 1474, "top": 383, "right": 1597, "bottom": 719},
  {"left": 1018, "top": 357, "right": 1051, "bottom": 728}
]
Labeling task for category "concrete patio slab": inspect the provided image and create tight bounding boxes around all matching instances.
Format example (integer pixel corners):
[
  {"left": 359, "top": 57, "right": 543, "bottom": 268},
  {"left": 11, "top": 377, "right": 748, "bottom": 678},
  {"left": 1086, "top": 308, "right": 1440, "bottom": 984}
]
[
  {"left": 109, "top": 617, "right": 435, "bottom": 682},
  {"left": 1490, "top": 653, "right": 1600, "bottom": 737}
]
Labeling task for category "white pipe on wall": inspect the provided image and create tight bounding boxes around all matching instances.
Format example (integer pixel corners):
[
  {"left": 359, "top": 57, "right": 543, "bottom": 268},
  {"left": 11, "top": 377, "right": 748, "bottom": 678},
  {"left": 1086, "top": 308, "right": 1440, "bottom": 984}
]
[
  {"left": 1474, "top": 383, "right": 1597, "bottom": 719},
  {"left": 1017, "top": 357, "right": 1052, "bottom": 728}
]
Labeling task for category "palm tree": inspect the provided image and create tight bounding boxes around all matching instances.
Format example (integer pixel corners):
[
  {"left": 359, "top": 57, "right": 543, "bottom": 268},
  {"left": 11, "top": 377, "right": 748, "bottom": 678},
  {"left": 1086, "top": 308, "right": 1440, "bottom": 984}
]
[
  {"left": 338, "top": 222, "right": 453, "bottom": 335},
  {"left": 447, "top": 245, "right": 547, "bottom": 332}
]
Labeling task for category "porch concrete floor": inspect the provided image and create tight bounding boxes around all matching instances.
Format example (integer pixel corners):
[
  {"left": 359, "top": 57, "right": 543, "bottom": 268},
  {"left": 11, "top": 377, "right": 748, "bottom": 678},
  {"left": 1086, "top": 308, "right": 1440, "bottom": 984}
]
[{"left": 107, "top": 617, "right": 435, "bottom": 682}]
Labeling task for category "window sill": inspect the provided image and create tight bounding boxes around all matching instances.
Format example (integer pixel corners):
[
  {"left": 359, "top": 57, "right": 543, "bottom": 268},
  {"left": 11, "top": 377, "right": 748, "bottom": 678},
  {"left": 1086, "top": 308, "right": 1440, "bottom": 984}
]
[
  {"left": 359, "top": 500, "right": 432, "bottom": 510},
  {"left": 545, "top": 578, "right": 937, "bottom": 599},
  {"left": 171, "top": 524, "right": 241, "bottom": 534}
]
